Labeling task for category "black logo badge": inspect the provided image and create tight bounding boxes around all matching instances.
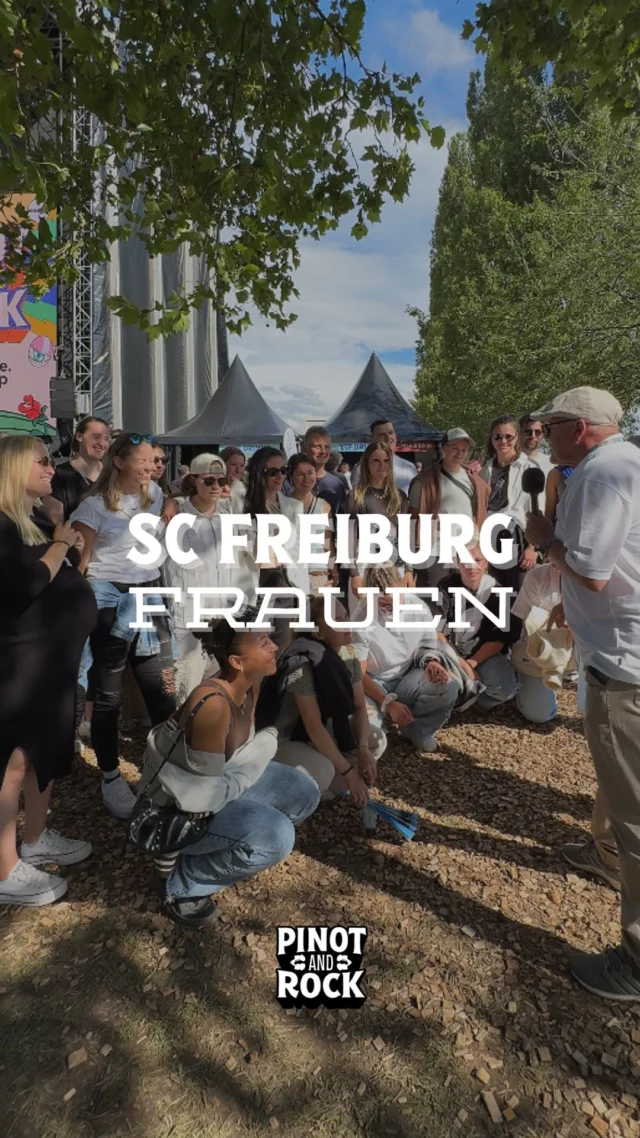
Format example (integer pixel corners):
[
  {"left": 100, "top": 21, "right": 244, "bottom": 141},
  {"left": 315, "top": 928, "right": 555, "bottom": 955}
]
[{"left": 276, "top": 925, "right": 368, "bottom": 1009}]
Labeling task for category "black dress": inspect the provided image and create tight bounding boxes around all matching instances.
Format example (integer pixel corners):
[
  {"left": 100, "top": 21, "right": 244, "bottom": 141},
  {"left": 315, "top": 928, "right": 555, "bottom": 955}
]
[{"left": 0, "top": 512, "right": 98, "bottom": 791}]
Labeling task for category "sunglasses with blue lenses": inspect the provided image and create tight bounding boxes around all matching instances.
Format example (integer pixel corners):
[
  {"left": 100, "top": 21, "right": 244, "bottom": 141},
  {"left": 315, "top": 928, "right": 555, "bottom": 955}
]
[{"left": 126, "top": 433, "right": 154, "bottom": 445}]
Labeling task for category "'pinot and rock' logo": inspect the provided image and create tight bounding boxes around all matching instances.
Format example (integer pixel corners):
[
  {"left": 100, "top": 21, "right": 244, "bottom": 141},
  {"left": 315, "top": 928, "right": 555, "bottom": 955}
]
[{"left": 276, "top": 926, "right": 368, "bottom": 1009}]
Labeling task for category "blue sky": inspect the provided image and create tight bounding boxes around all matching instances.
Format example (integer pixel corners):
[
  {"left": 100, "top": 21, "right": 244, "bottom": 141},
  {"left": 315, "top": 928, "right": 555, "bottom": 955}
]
[{"left": 229, "top": 1, "right": 480, "bottom": 430}]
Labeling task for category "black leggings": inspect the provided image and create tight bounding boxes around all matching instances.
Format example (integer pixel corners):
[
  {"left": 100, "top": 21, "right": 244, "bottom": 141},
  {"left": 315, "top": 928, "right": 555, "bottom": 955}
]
[{"left": 89, "top": 605, "right": 176, "bottom": 772}]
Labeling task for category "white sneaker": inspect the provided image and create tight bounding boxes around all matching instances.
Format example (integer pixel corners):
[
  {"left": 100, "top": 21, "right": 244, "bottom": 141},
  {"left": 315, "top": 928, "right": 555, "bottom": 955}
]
[
  {"left": 0, "top": 860, "right": 67, "bottom": 906},
  {"left": 21, "top": 828, "right": 92, "bottom": 866},
  {"left": 102, "top": 773, "right": 136, "bottom": 820}
]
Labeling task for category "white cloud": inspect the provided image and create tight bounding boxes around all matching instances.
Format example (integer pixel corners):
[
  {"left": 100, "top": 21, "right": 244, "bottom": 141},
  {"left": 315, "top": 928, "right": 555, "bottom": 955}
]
[
  {"left": 228, "top": 111, "right": 466, "bottom": 433},
  {"left": 390, "top": 6, "right": 475, "bottom": 73}
]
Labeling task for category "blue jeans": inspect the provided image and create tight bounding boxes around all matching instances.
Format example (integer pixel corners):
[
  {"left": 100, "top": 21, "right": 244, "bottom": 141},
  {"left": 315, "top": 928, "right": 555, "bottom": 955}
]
[
  {"left": 516, "top": 671, "right": 558, "bottom": 723},
  {"left": 475, "top": 655, "right": 518, "bottom": 710},
  {"left": 368, "top": 667, "right": 462, "bottom": 750},
  {"left": 167, "top": 762, "right": 320, "bottom": 901}
]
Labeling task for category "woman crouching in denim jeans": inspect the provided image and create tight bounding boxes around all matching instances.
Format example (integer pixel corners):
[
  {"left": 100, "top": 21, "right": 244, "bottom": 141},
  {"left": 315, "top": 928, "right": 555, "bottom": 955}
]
[{"left": 137, "top": 611, "right": 320, "bottom": 928}]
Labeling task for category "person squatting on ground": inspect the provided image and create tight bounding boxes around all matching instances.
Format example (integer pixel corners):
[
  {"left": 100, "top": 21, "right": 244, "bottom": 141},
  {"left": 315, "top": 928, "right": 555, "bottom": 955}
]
[
  {"left": 525, "top": 386, "right": 640, "bottom": 999},
  {"left": 138, "top": 613, "right": 320, "bottom": 928},
  {"left": 71, "top": 433, "right": 177, "bottom": 821},
  {"left": 257, "top": 595, "right": 386, "bottom": 834},
  {"left": 353, "top": 563, "right": 469, "bottom": 755},
  {"left": 434, "top": 533, "right": 522, "bottom": 711},
  {"left": 0, "top": 436, "right": 96, "bottom": 907}
]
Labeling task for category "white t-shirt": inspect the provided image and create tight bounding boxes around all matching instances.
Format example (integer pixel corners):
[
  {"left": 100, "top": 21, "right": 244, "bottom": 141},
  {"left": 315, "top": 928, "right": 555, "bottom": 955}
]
[
  {"left": 71, "top": 480, "right": 165, "bottom": 583},
  {"left": 555, "top": 435, "right": 640, "bottom": 683},
  {"left": 352, "top": 596, "right": 432, "bottom": 684},
  {"left": 512, "top": 563, "right": 562, "bottom": 622},
  {"left": 529, "top": 451, "right": 554, "bottom": 478}
]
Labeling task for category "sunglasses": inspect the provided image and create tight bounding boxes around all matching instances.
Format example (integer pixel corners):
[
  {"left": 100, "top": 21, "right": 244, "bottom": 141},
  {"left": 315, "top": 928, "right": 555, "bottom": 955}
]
[
  {"left": 523, "top": 428, "right": 543, "bottom": 437},
  {"left": 492, "top": 433, "right": 516, "bottom": 443},
  {"left": 263, "top": 466, "right": 288, "bottom": 477},
  {"left": 543, "top": 417, "right": 577, "bottom": 438},
  {"left": 35, "top": 455, "right": 55, "bottom": 469},
  {"left": 200, "top": 475, "right": 227, "bottom": 486},
  {"left": 126, "top": 433, "right": 153, "bottom": 445},
  {"left": 153, "top": 455, "right": 167, "bottom": 464}
]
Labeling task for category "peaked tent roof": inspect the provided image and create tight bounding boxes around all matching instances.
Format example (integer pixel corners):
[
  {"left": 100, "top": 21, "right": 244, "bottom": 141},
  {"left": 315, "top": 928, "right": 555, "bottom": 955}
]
[
  {"left": 325, "top": 353, "right": 441, "bottom": 443},
  {"left": 156, "top": 355, "right": 293, "bottom": 446}
]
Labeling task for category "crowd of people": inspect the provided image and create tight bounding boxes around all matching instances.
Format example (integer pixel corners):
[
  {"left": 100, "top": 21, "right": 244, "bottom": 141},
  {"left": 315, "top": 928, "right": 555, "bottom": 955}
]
[{"left": 1, "top": 388, "right": 639, "bottom": 1000}]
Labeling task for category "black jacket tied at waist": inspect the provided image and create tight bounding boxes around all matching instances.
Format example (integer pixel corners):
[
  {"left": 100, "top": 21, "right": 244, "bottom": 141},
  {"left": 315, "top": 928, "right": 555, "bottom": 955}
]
[{"left": 256, "top": 636, "right": 357, "bottom": 754}]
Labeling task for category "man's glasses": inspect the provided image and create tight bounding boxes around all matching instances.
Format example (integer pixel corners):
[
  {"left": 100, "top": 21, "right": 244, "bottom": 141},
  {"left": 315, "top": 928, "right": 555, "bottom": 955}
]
[
  {"left": 523, "top": 428, "right": 543, "bottom": 437},
  {"left": 492, "top": 433, "right": 516, "bottom": 443},
  {"left": 200, "top": 475, "right": 227, "bottom": 486},
  {"left": 263, "top": 466, "right": 288, "bottom": 477},
  {"left": 543, "top": 418, "right": 577, "bottom": 438},
  {"left": 153, "top": 455, "right": 167, "bottom": 465}
]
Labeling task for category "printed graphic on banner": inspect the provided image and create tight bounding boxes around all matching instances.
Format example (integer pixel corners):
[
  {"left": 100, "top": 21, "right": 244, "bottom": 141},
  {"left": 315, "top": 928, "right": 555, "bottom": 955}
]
[
  {"left": 276, "top": 925, "right": 368, "bottom": 1009},
  {"left": 0, "top": 195, "right": 57, "bottom": 436}
]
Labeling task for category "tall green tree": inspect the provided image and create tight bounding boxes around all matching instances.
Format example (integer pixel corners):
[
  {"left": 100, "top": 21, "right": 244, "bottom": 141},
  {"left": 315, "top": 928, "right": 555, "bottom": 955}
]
[
  {"left": 464, "top": 0, "right": 640, "bottom": 118},
  {"left": 0, "top": 1, "right": 440, "bottom": 336},
  {"left": 412, "top": 60, "right": 640, "bottom": 443}
]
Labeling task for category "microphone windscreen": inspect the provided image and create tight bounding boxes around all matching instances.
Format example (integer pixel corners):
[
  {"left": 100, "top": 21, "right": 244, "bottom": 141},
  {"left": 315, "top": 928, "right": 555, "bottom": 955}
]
[{"left": 521, "top": 466, "right": 546, "bottom": 497}]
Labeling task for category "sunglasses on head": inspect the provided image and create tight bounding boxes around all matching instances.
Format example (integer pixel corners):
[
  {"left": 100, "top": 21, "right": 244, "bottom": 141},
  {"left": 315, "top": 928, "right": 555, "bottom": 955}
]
[
  {"left": 263, "top": 465, "right": 288, "bottom": 477},
  {"left": 492, "top": 433, "right": 516, "bottom": 443},
  {"left": 126, "top": 433, "right": 153, "bottom": 445},
  {"left": 200, "top": 475, "right": 227, "bottom": 486}
]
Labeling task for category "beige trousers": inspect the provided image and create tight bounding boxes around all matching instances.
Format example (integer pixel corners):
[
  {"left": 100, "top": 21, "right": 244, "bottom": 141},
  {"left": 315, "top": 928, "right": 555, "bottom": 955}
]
[
  {"left": 275, "top": 715, "right": 387, "bottom": 793},
  {"left": 584, "top": 668, "right": 640, "bottom": 964}
]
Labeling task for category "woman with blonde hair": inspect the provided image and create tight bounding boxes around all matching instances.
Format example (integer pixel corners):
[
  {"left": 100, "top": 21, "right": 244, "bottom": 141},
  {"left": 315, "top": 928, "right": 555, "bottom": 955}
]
[
  {"left": 0, "top": 435, "right": 96, "bottom": 907},
  {"left": 344, "top": 440, "right": 411, "bottom": 602},
  {"left": 71, "top": 433, "right": 177, "bottom": 820}
]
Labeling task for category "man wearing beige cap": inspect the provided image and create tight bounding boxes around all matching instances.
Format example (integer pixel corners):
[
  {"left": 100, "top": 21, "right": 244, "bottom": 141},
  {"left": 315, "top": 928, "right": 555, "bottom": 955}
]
[{"left": 526, "top": 386, "right": 640, "bottom": 999}]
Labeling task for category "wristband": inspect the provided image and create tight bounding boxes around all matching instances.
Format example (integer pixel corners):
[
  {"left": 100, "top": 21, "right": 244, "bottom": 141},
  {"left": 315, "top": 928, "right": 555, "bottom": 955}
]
[
  {"left": 52, "top": 539, "right": 72, "bottom": 549},
  {"left": 341, "top": 763, "right": 354, "bottom": 776},
  {"left": 380, "top": 692, "right": 398, "bottom": 715}
]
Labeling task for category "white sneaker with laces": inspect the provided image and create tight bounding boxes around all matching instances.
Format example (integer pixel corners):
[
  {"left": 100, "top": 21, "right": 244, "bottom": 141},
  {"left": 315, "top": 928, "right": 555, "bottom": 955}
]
[
  {"left": 102, "top": 773, "right": 137, "bottom": 819},
  {"left": 21, "top": 828, "right": 92, "bottom": 866},
  {"left": 0, "top": 860, "right": 67, "bottom": 906}
]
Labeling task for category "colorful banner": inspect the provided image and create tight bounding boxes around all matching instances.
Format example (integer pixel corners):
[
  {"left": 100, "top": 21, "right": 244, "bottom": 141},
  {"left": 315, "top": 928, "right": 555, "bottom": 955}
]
[{"left": 0, "top": 195, "right": 57, "bottom": 436}]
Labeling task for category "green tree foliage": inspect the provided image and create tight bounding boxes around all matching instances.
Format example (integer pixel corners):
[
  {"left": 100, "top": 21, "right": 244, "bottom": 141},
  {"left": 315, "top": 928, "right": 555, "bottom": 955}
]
[
  {"left": 0, "top": 1, "right": 440, "bottom": 336},
  {"left": 412, "top": 60, "right": 640, "bottom": 442},
  {"left": 464, "top": 1, "right": 640, "bottom": 119}
]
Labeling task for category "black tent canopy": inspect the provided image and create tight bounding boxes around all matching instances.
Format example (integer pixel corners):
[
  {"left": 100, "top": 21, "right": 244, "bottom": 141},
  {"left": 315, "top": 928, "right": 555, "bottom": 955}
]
[
  {"left": 325, "top": 352, "right": 440, "bottom": 444},
  {"left": 155, "top": 355, "right": 293, "bottom": 446}
]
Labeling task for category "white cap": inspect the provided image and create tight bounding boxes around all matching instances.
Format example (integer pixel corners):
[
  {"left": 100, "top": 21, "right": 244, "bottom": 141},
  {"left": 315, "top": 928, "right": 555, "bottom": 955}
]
[
  {"left": 189, "top": 453, "right": 227, "bottom": 476},
  {"left": 531, "top": 386, "right": 622, "bottom": 426}
]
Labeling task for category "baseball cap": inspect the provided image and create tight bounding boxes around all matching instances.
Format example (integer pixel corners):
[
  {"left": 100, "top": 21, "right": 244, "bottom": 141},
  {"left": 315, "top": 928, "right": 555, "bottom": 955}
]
[
  {"left": 444, "top": 427, "right": 472, "bottom": 445},
  {"left": 531, "top": 386, "right": 622, "bottom": 426},
  {"left": 189, "top": 453, "right": 227, "bottom": 476}
]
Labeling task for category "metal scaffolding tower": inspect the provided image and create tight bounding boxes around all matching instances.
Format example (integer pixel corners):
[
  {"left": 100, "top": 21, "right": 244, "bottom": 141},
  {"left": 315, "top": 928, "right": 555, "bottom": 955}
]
[{"left": 58, "top": 108, "right": 94, "bottom": 419}]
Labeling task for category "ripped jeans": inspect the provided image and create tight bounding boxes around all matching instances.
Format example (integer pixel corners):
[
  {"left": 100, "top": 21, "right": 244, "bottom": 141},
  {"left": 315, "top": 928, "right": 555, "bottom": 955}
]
[{"left": 89, "top": 604, "right": 176, "bottom": 773}]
